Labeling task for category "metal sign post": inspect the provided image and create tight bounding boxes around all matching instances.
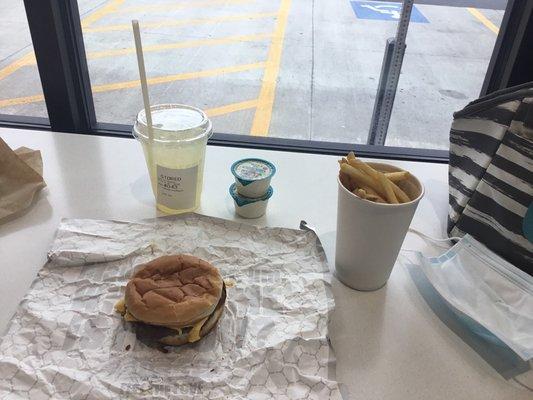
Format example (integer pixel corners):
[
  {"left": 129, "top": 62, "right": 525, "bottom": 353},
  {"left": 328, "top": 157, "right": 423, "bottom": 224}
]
[{"left": 367, "top": 0, "right": 415, "bottom": 145}]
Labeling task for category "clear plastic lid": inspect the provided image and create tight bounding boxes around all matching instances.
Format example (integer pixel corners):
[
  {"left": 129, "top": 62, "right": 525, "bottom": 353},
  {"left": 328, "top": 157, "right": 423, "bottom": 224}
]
[
  {"left": 231, "top": 158, "right": 276, "bottom": 182},
  {"left": 133, "top": 104, "right": 212, "bottom": 143}
]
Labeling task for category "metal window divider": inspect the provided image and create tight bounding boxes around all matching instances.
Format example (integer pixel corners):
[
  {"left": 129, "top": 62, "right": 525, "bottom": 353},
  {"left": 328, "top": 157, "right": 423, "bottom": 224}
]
[{"left": 23, "top": 0, "right": 96, "bottom": 133}]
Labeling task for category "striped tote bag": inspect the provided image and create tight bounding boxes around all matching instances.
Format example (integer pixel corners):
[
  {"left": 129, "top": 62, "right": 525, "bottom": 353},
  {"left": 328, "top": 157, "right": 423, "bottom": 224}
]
[{"left": 448, "top": 82, "right": 533, "bottom": 275}]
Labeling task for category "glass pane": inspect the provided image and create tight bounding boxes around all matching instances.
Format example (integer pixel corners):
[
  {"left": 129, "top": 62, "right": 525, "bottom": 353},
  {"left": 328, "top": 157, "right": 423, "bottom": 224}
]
[
  {"left": 385, "top": 1, "right": 506, "bottom": 149},
  {"left": 0, "top": 0, "right": 47, "bottom": 118},
  {"left": 79, "top": 0, "right": 280, "bottom": 135},
  {"left": 79, "top": 0, "right": 505, "bottom": 149}
]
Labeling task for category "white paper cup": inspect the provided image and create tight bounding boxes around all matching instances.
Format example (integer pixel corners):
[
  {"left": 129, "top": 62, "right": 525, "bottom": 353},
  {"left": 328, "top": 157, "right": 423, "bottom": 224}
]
[{"left": 335, "top": 163, "right": 424, "bottom": 291}]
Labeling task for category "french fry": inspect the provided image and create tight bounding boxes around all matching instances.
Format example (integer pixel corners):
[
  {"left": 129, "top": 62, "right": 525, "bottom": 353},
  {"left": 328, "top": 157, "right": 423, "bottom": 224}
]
[
  {"left": 354, "top": 187, "right": 389, "bottom": 204},
  {"left": 360, "top": 185, "right": 379, "bottom": 196},
  {"left": 345, "top": 159, "right": 383, "bottom": 194},
  {"left": 355, "top": 188, "right": 367, "bottom": 199},
  {"left": 347, "top": 157, "right": 377, "bottom": 178},
  {"left": 385, "top": 171, "right": 410, "bottom": 182},
  {"left": 352, "top": 187, "right": 388, "bottom": 204},
  {"left": 339, "top": 153, "right": 413, "bottom": 204},
  {"left": 377, "top": 172, "right": 399, "bottom": 204},
  {"left": 338, "top": 157, "right": 348, "bottom": 165},
  {"left": 366, "top": 193, "right": 387, "bottom": 203},
  {"left": 340, "top": 164, "right": 384, "bottom": 197},
  {"left": 361, "top": 185, "right": 388, "bottom": 203},
  {"left": 350, "top": 156, "right": 412, "bottom": 203},
  {"left": 347, "top": 157, "right": 398, "bottom": 203},
  {"left": 390, "top": 182, "right": 410, "bottom": 203},
  {"left": 347, "top": 157, "right": 390, "bottom": 200}
]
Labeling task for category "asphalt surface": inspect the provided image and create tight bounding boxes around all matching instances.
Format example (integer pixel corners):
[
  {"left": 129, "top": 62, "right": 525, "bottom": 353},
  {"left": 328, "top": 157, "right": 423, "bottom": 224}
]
[{"left": 0, "top": 0, "right": 505, "bottom": 149}]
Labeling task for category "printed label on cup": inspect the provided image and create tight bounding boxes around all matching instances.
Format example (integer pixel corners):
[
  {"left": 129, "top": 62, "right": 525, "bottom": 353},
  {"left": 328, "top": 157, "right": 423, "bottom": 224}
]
[{"left": 157, "top": 164, "right": 198, "bottom": 210}]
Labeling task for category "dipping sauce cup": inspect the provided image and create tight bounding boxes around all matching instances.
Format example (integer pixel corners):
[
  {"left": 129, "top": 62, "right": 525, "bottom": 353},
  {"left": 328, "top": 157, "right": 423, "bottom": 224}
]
[{"left": 231, "top": 158, "right": 276, "bottom": 198}]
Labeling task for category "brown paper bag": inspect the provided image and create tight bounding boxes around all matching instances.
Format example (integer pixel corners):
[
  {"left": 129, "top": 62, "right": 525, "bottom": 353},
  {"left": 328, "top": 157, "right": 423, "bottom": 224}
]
[
  {"left": 14, "top": 146, "right": 44, "bottom": 175},
  {"left": 0, "top": 137, "right": 46, "bottom": 222}
]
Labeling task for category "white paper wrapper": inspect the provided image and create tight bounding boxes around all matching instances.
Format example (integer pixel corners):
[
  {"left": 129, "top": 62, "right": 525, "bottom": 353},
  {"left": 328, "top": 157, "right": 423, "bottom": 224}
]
[{"left": 0, "top": 214, "right": 340, "bottom": 399}]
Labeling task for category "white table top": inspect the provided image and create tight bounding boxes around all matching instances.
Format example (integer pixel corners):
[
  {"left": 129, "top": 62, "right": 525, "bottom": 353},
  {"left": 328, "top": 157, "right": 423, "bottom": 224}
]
[{"left": 0, "top": 127, "right": 531, "bottom": 399}]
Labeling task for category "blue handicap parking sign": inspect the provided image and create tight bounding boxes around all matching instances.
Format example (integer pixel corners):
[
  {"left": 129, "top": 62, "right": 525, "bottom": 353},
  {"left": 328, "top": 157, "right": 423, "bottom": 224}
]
[{"left": 351, "top": 1, "right": 429, "bottom": 23}]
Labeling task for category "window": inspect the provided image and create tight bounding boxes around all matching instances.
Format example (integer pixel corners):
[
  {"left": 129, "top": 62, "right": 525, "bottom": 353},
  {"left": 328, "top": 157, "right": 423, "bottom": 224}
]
[
  {"left": 1, "top": 0, "right": 531, "bottom": 161},
  {"left": 0, "top": 0, "right": 47, "bottom": 120},
  {"left": 386, "top": 3, "right": 505, "bottom": 149},
  {"left": 80, "top": 0, "right": 283, "bottom": 135},
  {"left": 78, "top": 0, "right": 504, "bottom": 150}
]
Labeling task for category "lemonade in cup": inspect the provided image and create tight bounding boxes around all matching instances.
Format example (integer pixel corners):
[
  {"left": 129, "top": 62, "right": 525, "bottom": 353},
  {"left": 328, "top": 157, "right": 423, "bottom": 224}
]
[{"left": 133, "top": 104, "right": 212, "bottom": 214}]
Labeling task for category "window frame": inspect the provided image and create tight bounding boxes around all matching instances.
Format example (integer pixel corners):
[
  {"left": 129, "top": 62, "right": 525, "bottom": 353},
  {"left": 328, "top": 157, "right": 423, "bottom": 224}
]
[
  {"left": 1, "top": 0, "right": 530, "bottom": 163},
  {"left": 481, "top": 0, "right": 533, "bottom": 95}
]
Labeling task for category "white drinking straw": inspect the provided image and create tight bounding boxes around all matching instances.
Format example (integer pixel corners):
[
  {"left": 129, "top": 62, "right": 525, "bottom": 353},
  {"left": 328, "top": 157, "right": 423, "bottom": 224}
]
[{"left": 132, "top": 20, "right": 156, "bottom": 197}]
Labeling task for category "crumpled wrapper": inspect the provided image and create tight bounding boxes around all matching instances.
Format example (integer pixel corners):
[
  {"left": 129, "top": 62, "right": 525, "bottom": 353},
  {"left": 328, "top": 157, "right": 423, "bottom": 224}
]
[
  {"left": 0, "top": 214, "right": 341, "bottom": 399},
  {"left": 0, "top": 137, "right": 46, "bottom": 222}
]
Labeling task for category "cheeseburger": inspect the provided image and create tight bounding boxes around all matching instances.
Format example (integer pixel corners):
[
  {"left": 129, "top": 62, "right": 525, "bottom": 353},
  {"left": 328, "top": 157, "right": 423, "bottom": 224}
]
[{"left": 115, "top": 254, "right": 226, "bottom": 348}]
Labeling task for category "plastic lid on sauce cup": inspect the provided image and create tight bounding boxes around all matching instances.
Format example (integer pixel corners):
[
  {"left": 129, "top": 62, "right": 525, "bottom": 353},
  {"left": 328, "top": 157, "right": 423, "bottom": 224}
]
[{"left": 231, "top": 158, "right": 276, "bottom": 184}]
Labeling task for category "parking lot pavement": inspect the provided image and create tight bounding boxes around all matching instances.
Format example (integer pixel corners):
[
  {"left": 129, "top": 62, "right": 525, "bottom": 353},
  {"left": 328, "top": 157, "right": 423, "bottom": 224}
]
[{"left": 0, "top": 0, "right": 504, "bottom": 149}]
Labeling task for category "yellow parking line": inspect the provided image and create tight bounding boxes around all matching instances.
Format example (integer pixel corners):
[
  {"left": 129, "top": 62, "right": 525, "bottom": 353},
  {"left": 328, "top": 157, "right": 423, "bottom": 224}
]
[
  {"left": 0, "top": 94, "right": 45, "bottom": 108},
  {"left": 0, "top": 63, "right": 265, "bottom": 108},
  {"left": 81, "top": 0, "right": 125, "bottom": 28},
  {"left": 205, "top": 99, "right": 258, "bottom": 117},
  {"left": 120, "top": 0, "right": 252, "bottom": 14},
  {"left": 250, "top": 0, "right": 291, "bottom": 137},
  {"left": 18, "top": 33, "right": 273, "bottom": 66},
  {"left": 93, "top": 62, "right": 265, "bottom": 92},
  {"left": 86, "top": 33, "right": 273, "bottom": 60},
  {"left": 0, "top": 53, "right": 35, "bottom": 80},
  {"left": 467, "top": 8, "right": 499, "bottom": 34},
  {"left": 83, "top": 12, "right": 277, "bottom": 33},
  {"left": 0, "top": 0, "right": 122, "bottom": 81}
]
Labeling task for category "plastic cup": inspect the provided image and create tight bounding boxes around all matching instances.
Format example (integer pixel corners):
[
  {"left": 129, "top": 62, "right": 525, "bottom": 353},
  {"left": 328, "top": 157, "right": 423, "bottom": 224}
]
[
  {"left": 133, "top": 104, "right": 212, "bottom": 214},
  {"left": 335, "top": 163, "right": 424, "bottom": 291}
]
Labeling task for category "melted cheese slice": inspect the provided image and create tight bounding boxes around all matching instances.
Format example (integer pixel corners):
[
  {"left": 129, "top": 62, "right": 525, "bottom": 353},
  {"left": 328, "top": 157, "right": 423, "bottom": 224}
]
[
  {"left": 224, "top": 279, "right": 236, "bottom": 288},
  {"left": 115, "top": 298, "right": 138, "bottom": 321},
  {"left": 188, "top": 317, "right": 208, "bottom": 343},
  {"left": 116, "top": 297, "right": 206, "bottom": 342},
  {"left": 114, "top": 298, "right": 126, "bottom": 314},
  {"left": 124, "top": 311, "right": 138, "bottom": 322}
]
